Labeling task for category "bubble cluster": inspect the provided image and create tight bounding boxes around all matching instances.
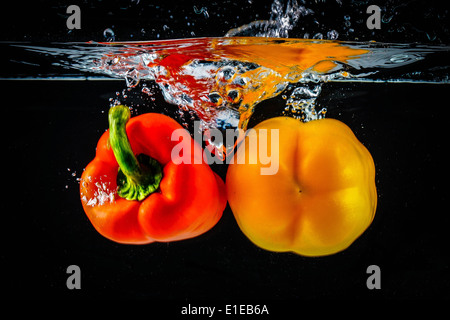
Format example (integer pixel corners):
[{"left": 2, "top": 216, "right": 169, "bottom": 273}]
[{"left": 284, "top": 84, "right": 327, "bottom": 122}]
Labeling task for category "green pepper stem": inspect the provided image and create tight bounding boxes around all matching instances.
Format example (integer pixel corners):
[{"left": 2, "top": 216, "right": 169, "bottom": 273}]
[{"left": 108, "top": 105, "right": 162, "bottom": 201}]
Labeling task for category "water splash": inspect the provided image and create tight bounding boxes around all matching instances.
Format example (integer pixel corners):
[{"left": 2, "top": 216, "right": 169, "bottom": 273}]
[
  {"left": 6, "top": 37, "right": 450, "bottom": 157},
  {"left": 225, "top": 0, "right": 312, "bottom": 38}
]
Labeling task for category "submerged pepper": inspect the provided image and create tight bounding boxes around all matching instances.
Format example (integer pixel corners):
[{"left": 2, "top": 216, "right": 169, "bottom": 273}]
[
  {"left": 80, "top": 105, "right": 226, "bottom": 244},
  {"left": 226, "top": 117, "right": 377, "bottom": 257}
]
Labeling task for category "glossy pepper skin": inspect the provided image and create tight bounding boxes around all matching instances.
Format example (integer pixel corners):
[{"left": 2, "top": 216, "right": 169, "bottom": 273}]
[
  {"left": 226, "top": 117, "right": 377, "bottom": 257},
  {"left": 80, "top": 105, "right": 226, "bottom": 244}
]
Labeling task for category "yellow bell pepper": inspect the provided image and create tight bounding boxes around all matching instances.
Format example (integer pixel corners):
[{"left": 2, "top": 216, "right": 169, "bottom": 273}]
[{"left": 226, "top": 117, "right": 377, "bottom": 257}]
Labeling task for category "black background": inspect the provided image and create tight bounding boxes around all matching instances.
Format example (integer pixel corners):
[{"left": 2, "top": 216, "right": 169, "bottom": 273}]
[
  {"left": 1, "top": 0, "right": 449, "bottom": 308},
  {"left": 1, "top": 0, "right": 449, "bottom": 43}
]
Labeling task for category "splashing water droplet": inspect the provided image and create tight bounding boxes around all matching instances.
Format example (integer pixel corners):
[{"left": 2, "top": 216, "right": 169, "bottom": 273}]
[{"left": 193, "top": 6, "right": 209, "bottom": 18}]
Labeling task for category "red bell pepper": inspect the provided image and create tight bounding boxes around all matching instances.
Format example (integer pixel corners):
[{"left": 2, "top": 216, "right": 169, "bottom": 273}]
[{"left": 80, "top": 105, "right": 226, "bottom": 244}]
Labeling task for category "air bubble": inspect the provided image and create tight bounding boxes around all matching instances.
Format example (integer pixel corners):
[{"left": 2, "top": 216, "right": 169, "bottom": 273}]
[
  {"left": 103, "top": 28, "right": 115, "bottom": 42},
  {"left": 218, "top": 67, "right": 236, "bottom": 81},
  {"left": 327, "top": 30, "right": 339, "bottom": 40},
  {"left": 230, "top": 77, "right": 245, "bottom": 88},
  {"left": 142, "top": 87, "right": 152, "bottom": 96},
  {"left": 227, "top": 90, "right": 240, "bottom": 103},
  {"left": 313, "top": 33, "right": 323, "bottom": 39},
  {"left": 209, "top": 92, "right": 223, "bottom": 105},
  {"left": 390, "top": 54, "right": 409, "bottom": 63},
  {"left": 125, "top": 68, "right": 140, "bottom": 87}
]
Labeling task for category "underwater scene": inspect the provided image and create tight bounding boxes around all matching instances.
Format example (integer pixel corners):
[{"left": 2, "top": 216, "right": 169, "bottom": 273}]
[{"left": 1, "top": 0, "right": 449, "bottom": 305}]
